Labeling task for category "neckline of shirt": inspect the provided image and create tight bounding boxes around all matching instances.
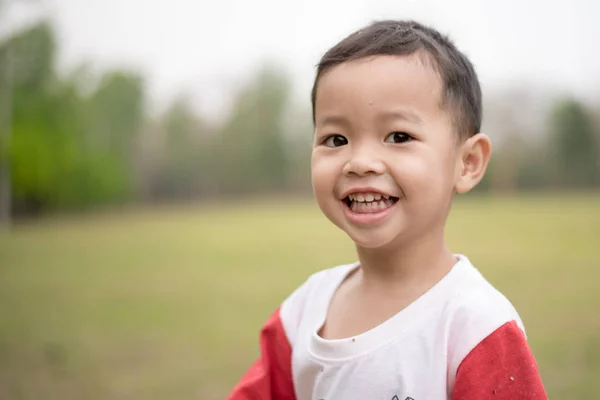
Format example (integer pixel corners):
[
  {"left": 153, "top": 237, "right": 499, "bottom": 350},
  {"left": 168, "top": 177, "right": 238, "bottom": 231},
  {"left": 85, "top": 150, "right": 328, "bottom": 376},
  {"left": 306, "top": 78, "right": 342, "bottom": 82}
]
[{"left": 307, "top": 254, "right": 472, "bottom": 362}]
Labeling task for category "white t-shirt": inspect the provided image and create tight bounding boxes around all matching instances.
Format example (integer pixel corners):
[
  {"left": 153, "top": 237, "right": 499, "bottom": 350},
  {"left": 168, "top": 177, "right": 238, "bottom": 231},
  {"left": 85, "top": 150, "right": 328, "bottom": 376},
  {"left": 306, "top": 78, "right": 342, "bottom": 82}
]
[{"left": 228, "top": 255, "right": 548, "bottom": 400}]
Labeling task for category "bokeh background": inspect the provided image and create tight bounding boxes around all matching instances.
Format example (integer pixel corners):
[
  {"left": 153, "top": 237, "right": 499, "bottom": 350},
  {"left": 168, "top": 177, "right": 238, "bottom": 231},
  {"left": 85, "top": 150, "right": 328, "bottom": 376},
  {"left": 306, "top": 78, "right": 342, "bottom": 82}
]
[{"left": 0, "top": 0, "right": 599, "bottom": 399}]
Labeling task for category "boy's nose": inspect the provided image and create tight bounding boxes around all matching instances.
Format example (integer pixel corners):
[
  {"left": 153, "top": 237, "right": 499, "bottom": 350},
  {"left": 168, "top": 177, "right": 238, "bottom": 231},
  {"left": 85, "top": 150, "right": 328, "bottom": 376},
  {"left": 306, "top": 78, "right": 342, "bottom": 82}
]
[{"left": 343, "top": 152, "right": 386, "bottom": 176}]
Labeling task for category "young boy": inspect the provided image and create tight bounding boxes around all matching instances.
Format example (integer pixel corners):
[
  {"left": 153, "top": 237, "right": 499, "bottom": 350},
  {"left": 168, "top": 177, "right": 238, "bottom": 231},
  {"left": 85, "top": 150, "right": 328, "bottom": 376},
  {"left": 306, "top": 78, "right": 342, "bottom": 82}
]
[{"left": 227, "top": 20, "right": 548, "bottom": 400}]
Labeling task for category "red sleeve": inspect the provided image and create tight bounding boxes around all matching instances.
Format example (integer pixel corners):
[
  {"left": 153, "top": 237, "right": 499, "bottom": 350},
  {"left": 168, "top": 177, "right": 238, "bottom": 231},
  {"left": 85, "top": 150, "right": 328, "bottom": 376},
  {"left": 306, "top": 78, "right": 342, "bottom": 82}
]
[
  {"left": 452, "top": 320, "right": 548, "bottom": 399},
  {"left": 227, "top": 307, "right": 295, "bottom": 400}
]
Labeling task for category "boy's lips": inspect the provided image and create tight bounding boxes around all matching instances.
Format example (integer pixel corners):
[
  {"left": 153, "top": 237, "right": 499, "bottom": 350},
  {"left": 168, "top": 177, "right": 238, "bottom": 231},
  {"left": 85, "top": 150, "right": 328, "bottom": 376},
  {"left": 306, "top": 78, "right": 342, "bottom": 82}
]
[
  {"left": 342, "top": 198, "right": 397, "bottom": 225},
  {"left": 339, "top": 187, "right": 400, "bottom": 225}
]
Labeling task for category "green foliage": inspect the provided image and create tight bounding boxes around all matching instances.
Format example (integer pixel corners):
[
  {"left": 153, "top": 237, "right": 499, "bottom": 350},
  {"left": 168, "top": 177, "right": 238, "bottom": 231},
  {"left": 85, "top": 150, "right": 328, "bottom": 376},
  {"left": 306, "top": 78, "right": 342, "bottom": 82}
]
[
  {"left": 156, "top": 96, "right": 210, "bottom": 198},
  {"left": 2, "top": 20, "right": 145, "bottom": 214},
  {"left": 1, "top": 20, "right": 55, "bottom": 91},
  {"left": 549, "top": 98, "right": 598, "bottom": 188},
  {"left": 2, "top": 20, "right": 299, "bottom": 213},
  {"left": 86, "top": 71, "right": 145, "bottom": 155},
  {"left": 83, "top": 70, "right": 146, "bottom": 201},
  {"left": 219, "top": 64, "right": 292, "bottom": 194}
]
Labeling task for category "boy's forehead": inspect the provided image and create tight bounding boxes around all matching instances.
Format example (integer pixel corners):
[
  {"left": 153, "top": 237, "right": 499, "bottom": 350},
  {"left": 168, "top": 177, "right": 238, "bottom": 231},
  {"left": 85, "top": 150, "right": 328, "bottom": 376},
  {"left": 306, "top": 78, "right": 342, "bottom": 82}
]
[{"left": 314, "top": 55, "right": 444, "bottom": 121}]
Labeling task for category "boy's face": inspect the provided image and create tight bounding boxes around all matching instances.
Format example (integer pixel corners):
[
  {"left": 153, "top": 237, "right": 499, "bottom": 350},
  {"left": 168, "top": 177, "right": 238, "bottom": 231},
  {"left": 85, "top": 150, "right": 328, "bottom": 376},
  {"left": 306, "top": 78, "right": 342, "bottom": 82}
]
[{"left": 311, "top": 54, "right": 478, "bottom": 249}]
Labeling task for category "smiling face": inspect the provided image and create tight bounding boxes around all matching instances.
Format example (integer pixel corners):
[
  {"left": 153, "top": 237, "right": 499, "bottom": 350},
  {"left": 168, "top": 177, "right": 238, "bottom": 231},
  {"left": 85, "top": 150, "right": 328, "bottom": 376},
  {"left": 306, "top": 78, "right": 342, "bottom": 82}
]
[{"left": 311, "top": 54, "right": 481, "bottom": 250}]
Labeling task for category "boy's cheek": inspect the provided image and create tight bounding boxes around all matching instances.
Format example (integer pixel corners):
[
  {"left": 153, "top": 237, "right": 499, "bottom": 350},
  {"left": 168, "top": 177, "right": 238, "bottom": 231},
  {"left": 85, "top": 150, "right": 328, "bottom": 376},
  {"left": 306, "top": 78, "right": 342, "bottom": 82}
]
[
  {"left": 396, "top": 160, "right": 454, "bottom": 204},
  {"left": 311, "top": 158, "right": 339, "bottom": 184},
  {"left": 310, "top": 170, "right": 337, "bottom": 205},
  {"left": 392, "top": 158, "right": 439, "bottom": 189}
]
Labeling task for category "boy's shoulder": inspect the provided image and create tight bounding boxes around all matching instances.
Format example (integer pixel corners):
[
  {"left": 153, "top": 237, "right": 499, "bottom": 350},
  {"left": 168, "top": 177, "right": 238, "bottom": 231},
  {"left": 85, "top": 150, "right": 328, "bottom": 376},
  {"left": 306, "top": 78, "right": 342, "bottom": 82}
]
[
  {"left": 281, "top": 261, "right": 359, "bottom": 312},
  {"left": 445, "top": 255, "right": 525, "bottom": 333},
  {"left": 441, "top": 256, "right": 528, "bottom": 384},
  {"left": 278, "top": 261, "right": 358, "bottom": 345},
  {"left": 287, "top": 261, "right": 358, "bottom": 298}
]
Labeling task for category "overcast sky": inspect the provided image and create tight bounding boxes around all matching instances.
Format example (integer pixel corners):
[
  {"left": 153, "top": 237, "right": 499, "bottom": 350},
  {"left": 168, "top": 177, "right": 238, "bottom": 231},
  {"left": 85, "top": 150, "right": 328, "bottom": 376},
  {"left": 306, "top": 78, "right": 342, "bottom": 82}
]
[{"left": 4, "top": 0, "right": 600, "bottom": 117}]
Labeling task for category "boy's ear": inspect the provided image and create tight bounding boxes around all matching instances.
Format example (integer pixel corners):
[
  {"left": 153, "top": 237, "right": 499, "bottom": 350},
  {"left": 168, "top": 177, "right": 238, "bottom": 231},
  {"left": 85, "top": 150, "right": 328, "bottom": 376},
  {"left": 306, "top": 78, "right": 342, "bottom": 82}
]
[{"left": 454, "top": 133, "right": 492, "bottom": 194}]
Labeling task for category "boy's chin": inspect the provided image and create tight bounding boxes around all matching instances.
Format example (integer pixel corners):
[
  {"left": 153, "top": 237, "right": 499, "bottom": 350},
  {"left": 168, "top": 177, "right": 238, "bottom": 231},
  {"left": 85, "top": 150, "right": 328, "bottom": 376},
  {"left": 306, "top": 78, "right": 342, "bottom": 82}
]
[{"left": 345, "top": 229, "right": 399, "bottom": 251}]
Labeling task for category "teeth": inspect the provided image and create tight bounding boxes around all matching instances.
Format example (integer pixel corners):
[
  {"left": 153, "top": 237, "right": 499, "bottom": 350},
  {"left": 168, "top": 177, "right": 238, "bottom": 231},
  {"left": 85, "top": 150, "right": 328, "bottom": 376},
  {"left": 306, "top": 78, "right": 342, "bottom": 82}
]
[
  {"left": 348, "top": 192, "right": 398, "bottom": 205},
  {"left": 350, "top": 197, "right": 395, "bottom": 213},
  {"left": 347, "top": 192, "right": 390, "bottom": 203}
]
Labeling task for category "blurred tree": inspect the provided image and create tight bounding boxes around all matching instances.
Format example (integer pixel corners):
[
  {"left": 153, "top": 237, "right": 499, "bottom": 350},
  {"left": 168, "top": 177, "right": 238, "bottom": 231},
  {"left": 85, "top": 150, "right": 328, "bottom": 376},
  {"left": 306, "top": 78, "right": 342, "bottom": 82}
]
[
  {"left": 593, "top": 106, "right": 600, "bottom": 187},
  {"left": 516, "top": 142, "right": 549, "bottom": 191},
  {"left": 484, "top": 92, "right": 523, "bottom": 194},
  {"left": 549, "top": 98, "right": 598, "bottom": 189},
  {"left": 86, "top": 71, "right": 144, "bottom": 154},
  {"left": 284, "top": 106, "right": 313, "bottom": 193},
  {"left": 0, "top": 31, "right": 11, "bottom": 224},
  {"left": 152, "top": 95, "right": 214, "bottom": 199},
  {"left": 1, "top": 20, "right": 60, "bottom": 214},
  {"left": 489, "top": 132, "right": 520, "bottom": 194},
  {"left": 0, "top": 0, "right": 35, "bottom": 223},
  {"left": 2, "top": 19, "right": 147, "bottom": 216},
  {"left": 218, "top": 63, "right": 291, "bottom": 195},
  {"left": 83, "top": 70, "right": 146, "bottom": 202}
]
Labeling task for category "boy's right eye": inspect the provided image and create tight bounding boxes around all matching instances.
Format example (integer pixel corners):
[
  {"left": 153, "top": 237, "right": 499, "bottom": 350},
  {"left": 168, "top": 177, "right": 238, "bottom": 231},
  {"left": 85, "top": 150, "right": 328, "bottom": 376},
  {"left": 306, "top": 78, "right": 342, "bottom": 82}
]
[{"left": 323, "top": 135, "right": 348, "bottom": 148}]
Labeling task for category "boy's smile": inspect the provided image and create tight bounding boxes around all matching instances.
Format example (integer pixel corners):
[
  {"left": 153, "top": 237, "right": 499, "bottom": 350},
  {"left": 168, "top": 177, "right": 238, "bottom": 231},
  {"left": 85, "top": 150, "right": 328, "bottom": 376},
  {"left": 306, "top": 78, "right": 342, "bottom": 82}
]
[
  {"left": 341, "top": 188, "right": 399, "bottom": 225},
  {"left": 311, "top": 54, "right": 463, "bottom": 250}
]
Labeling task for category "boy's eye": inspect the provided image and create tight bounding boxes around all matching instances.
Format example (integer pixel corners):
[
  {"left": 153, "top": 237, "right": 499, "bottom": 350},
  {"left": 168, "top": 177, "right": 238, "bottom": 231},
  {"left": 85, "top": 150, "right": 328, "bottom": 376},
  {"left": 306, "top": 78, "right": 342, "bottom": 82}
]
[
  {"left": 385, "top": 132, "right": 412, "bottom": 144},
  {"left": 323, "top": 135, "right": 348, "bottom": 148}
]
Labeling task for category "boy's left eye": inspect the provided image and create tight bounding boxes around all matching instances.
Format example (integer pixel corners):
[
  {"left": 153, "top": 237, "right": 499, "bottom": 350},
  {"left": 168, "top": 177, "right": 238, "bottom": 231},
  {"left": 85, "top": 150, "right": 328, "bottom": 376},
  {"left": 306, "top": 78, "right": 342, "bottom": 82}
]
[{"left": 384, "top": 132, "right": 412, "bottom": 144}]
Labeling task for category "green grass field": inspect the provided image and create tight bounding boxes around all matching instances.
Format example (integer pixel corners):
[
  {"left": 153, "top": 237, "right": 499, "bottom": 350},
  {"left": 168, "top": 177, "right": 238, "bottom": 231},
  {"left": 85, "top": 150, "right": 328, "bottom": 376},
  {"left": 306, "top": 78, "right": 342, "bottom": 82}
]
[{"left": 0, "top": 193, "right": 599, "bottom": 399}]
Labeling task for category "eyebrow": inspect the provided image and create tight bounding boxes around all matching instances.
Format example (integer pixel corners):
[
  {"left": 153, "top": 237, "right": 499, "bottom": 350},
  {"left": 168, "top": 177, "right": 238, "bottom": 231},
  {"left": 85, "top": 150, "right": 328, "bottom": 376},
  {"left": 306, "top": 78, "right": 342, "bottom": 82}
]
[
  {"left": 317, "top": 109, "right": 423, "bottom": 127},
  {"left": 318, "top": 115, "right": 349, "bottom": 127},
  {"left": 378, "top": 109, "right": 423, "bottom": 124}
]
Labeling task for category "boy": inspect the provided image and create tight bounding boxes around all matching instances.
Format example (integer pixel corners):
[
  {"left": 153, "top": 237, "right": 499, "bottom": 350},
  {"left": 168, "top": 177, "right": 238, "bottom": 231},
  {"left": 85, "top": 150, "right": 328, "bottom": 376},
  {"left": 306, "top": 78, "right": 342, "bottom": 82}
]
[{"left": 227, "top": 20, "right": 548, "bottom": 400}]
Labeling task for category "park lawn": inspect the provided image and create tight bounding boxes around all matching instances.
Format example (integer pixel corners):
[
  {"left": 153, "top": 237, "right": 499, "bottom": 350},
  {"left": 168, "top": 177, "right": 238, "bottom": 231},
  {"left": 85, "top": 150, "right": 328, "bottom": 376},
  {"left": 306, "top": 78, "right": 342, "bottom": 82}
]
[{"left": 0, "top": 193, "right": 599, "bottom": 399}]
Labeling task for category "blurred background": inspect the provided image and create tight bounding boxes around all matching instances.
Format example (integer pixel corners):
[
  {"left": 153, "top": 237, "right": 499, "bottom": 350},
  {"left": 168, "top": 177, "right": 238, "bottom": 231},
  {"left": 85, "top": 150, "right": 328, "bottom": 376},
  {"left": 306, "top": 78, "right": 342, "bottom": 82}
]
[{"left": 0, "top": 0, "right": 599, "bottom": 399}]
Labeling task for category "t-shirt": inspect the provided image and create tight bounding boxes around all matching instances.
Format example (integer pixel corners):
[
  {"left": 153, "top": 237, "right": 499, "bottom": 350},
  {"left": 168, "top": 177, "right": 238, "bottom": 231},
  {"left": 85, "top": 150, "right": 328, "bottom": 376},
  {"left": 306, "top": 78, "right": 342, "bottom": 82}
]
[{"left": 227, "top": 255, "right": 548, "bottom": 400}]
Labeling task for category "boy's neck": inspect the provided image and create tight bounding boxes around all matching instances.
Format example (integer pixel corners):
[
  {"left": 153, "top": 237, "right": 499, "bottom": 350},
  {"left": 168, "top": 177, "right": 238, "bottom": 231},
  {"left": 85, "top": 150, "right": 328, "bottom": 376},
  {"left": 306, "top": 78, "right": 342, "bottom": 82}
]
[{"left": 355, "top": 230, "right": 457, "bottom": 290}]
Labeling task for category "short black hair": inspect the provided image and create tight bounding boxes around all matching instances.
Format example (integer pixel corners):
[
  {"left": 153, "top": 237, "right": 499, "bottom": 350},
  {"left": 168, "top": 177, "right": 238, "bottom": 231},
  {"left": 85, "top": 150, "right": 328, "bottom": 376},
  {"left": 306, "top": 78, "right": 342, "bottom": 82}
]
[{"left": 311, "top": 20, "right": 482, "bottom": 139}]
